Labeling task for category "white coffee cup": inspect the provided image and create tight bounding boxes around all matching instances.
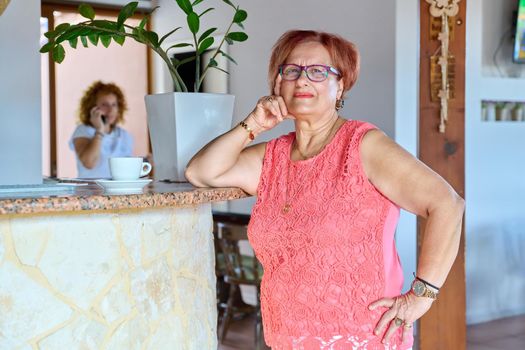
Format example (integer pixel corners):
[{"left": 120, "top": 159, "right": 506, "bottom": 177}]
[{"left": 109, "top": 157, "right": 152, "bottom": 181}]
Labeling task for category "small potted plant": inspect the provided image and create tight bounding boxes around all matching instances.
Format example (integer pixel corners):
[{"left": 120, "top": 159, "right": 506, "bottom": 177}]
[{"left": 40, "top": 0, "right": 248, "bottom": 181}]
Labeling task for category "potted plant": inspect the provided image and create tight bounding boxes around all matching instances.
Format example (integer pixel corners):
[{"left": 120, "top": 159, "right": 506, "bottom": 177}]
[{"left": 40, "top": 0, "right": 248, "bottom": 181}]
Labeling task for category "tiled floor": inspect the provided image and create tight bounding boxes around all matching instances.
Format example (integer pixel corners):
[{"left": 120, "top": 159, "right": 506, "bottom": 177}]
[
  {"left": 219, "top": 314, "right": 525, "bottom": 350},
  {"left": 467, "top": 315, "right": 525, "bottom": 349}
]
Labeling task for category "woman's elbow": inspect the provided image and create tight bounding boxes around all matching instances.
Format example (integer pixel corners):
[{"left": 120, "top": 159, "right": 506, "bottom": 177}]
[{"left": 184, "top": 166, "right": 206, "bottom": 187}]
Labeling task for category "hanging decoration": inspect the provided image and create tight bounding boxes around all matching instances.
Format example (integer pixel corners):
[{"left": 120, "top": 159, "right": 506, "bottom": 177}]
[{"left": 426, "top": 0, "right": 460, "bottom": 133}]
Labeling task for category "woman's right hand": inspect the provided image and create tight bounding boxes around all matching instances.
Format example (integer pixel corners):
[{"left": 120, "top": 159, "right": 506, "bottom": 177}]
[
  {"left": 246, "top": 75, "right": 295, "bottom": 131},
  {"left": 89, "top": 106, "right": 105, "bottom": 132}
]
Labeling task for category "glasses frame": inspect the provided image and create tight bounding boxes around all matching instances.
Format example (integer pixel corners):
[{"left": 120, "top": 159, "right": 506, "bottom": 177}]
[{"left": 279, "top": 64, "right": 341, "bottom": 82}]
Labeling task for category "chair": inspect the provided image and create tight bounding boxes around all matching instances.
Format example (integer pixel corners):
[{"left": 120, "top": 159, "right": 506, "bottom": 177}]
[{"left": 213, "top": 212, "right": 264, "bottom": 349}]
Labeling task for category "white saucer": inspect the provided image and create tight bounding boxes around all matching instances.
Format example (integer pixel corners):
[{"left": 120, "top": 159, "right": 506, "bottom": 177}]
[{"left": 95, "top": 179, "right": 152, "bottom": 193}]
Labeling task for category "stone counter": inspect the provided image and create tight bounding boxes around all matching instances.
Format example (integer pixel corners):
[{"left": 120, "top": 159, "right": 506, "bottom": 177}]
[{"left": 0, "top": 182, "right": 248, "bottom": 349}]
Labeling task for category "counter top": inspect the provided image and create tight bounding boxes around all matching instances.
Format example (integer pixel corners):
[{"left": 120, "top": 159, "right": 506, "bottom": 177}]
[{"left": 0, "top": 181, "right": 248, "bottom": 215}]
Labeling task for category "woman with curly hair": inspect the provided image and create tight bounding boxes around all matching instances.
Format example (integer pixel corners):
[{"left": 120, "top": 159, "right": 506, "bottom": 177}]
[{"left": 69, "top": 81, "right": 133, "bottom": 178}]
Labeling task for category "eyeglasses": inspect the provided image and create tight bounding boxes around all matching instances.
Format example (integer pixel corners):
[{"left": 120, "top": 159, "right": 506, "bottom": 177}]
[{"left": 279, "top": 64, "right": 341, "bottom": 82}]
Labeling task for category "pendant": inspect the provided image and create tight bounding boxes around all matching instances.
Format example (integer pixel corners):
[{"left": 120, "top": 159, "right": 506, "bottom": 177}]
[{"left": 282, "top": 203, "right": 291, "bottom": 214}]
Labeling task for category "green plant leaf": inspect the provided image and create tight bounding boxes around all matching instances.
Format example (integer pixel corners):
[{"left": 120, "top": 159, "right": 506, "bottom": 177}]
[
  {"left": 79, "top": 4, "right": 95, "bottom": 20},
  {"left": 226, "top": 32, "right": 248, "bottom": 42},
  {"left": 187, "top": 12, "right": 199, "bottom": 34},
  {"left": 211, "top": 65, "right": 229, "bottom": 74},
  {"left": 39, "top": 42, "right": 53, "bottom": 53},
  {"left": 220, "top": 50, "right": 237, "bottom": 64},
  {"left": 117, "top": 1, "right": 138, "bottom": 26},
  {"left": 113, "top": 34, "right": 125, "bottom": 45},
  {"left": 92, "top": 20, "right": 117, "bottom": 31},
  {"left": 80, "top": 36, "right": 88, "bottom": 47},
  {"left": 144, "top": 30, "right": 159, "bottom": 47},
  {"left": 88, "top": 33, "right": 99, "bottom": 46},
  {"left": 198, "top": 37, "right": 214, "bottom": 54},
  {"left": 100, "top": 34, "right": 112, "bottom": 48},
  {"left": 52, "top": 44, "right": 65, "bottom": 63},
  {"left": 209, "top": 57, "right": 218, "bottom": 67},
  {"left": 233, "top": 9, "right": 247, "bottom": 23},
  {"left": 138, "top": 16, "right": 148, "bottom": 30},
  {"left": 192, "top": 0, "right": 204, "bottom": 6},
  {"left": 225, "top": 37, "right": 233, "bottom": 45},
  {"left": 55, "top": 23, "right": 71, "bottom": 33},
  {"left": 159, "top": 26, "right": 181, "bottom": 45},
  {"left": 174, "top": 55, "right": 196, "bottom": 68},
  {"left": 132, "top": 27, "right": 146, "bottom": 43},
  {"left": 221, "top": 0, "right": 236, "bottom": 9},
  {"left": 236, "top": 22, "right": 244, "bottom": 30},
  {"left": 68, "top": 37, "right": 78, "bottom": 49},
  {"left": 44, "top": 31, "right": 56, "bottom": 39},
  {"left": 176, "top": 0, "right": 193, "bottom": 15},
  {"left": 199, "top": 7, "right": 214, "bottom": 17},
  {"left": 167, "top": 43, "right": 193, "bottom": 49},
  {"left": 198, "top": 27, "right": 216, "bottom": 44}
]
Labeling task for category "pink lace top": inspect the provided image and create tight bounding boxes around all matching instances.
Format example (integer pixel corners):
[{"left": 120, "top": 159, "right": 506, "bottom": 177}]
[{"left": 248, "top": 120, "right": 412, "bottom": 350}]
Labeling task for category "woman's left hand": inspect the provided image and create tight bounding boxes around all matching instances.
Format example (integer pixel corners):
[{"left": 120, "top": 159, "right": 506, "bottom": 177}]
[{"left": 368, "top": 292, "right": 434, "bottom": 345}]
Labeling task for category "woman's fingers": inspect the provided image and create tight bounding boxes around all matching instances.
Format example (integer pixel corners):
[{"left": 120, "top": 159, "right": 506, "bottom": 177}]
[
  {"left": 401, "top": 321, "right": 414, "bottom": 345},
  {"left": 382, "top": 317, "right": 402, "bottom": 344},
  {"left": 275, "top": 96, "right": 289, "bottom": 118},
  {"left": 368, "top": 297, "right": 394, "bottom": 310},
  {"left": 372, "top": 300, "right": 396, "bottom": 336}
]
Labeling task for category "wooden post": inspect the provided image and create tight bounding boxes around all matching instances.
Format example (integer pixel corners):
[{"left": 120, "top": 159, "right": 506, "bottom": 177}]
[{"left": 418, "top": 1, "right": 466, "bottom": 349}]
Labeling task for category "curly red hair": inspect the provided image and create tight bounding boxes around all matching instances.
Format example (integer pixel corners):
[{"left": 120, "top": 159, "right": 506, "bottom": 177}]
[
  {"left": 268, "top": 30, "right": 360, "bottom": 99},
  {"left": 78, "top": 81, "right": 128, "bottom": 126}
]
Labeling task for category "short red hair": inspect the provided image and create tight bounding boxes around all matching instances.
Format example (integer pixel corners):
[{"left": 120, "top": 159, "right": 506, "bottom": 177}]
[{"left": 268, "top": 30, "right": 360, "bottom": 98}]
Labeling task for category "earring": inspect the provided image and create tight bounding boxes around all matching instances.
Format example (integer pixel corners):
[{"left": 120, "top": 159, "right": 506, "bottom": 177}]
[{"left": 335, "top": 99, "right": 345, "bottom": 111}]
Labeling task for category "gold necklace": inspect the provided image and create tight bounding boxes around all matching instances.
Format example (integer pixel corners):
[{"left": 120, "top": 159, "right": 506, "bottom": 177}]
[{"left": 282, "top": 116, "right": 340, "bottom": 214}]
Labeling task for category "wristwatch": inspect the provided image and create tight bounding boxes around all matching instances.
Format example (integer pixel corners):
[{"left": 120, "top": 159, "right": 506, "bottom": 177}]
[{"left": 411, "top": 279, "right": 439, "bottom": 299}]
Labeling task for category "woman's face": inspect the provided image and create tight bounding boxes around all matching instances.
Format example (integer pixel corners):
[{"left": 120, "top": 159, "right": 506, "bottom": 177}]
[
  {"left": 278, "top": 41, "right": 343, "bottom": 117},
  {"left": 95, "top": 93, "right": 119, "bottom": 125}
]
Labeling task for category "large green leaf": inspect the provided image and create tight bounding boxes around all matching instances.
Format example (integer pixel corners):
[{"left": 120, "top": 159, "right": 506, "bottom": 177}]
[
  {"left": 79, "top": 4, "right": 95, "bottom": 20},
  {"left": 92, "top": 20, "right": 117, "bottom": 31},
  {"left": 113, "top": 34, "right": 125, "bottom": 46},
  {"left": 198, "top": 27, "right": 216, "bottom": 44},
  {"left": 233, "top": 9, "right": 247, "bottom": 23},
  {"left": 226, "top": 32, "right": 248, "bottom": 42},
  {"left": 68, "top": 37, "right": 78, "bottom": 49},
  {"left": 138, "top": 16, "right": 148, "bottom": 30},
  {"left": 52, "top": 44, "right": 65, "bottom": 63},
  {"left": 88, "top": 33, "right": 99, "bottom": 46},
  {"left": 117, "top": 2, "right": 138, "bottom": 26},
  {"left": 132, "top": 27, "right": 146, "bottom": 43},
  {"left": 144, "top": 31, "right": 159, "bottom": 47},
  {"left": 55, "top": 23, "right": 71, "bottom": 33},
  {"left": 80, "top": 36, "right": 89, "bottom": 47},
  {"left": 39, "top": 42, "right": 53, "bottom": 53},
  {"left": 198, "top": 37, "right": 214, "bottom": 54},
  {"left": 176, "top": 0, "right": 193, "bottom": 15},
  {"left": 159, "top": 27, "right": 181, "bottom": 45},
  {"left": 100, "top": 34, "right": 112, "bottom": 48},
  {"left": 187, "top": 12, "right": 199, "bottom": 34}
]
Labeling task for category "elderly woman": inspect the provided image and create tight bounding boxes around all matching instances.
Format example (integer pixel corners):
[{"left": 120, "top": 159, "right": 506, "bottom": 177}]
[
  {"left": 70, "top": 81, "right": 133, "bottom": 178},
  {"left": 186, "top": 30, "right": 464, "bottom": 350}
]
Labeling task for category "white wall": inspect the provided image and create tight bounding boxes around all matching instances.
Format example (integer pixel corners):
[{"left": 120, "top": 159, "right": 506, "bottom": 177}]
[
  {"left": 0, "top": 0, "right": 42, "bottom": 185},
  {"left": 466, "top": 0, "right": 525, "bottom": 324}
]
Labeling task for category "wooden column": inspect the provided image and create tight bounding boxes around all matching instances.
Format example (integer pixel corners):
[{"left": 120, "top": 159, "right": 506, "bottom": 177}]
[{"left": 418, "top": 1, "right": 466, "bottom": 349}]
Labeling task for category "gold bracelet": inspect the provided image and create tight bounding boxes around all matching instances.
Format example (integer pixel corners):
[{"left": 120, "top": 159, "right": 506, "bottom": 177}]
[{"left": 239, "top": 121, "right": 255, "bottom": 141}]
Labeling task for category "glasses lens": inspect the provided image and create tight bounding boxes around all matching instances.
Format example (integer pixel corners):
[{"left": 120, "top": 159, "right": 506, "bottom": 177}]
[
  {"left": 281, "top": 65, "right": 301, "bottom": 80},
  {"left": 306, "top": 65, "right": 329, "bottom": 82}
]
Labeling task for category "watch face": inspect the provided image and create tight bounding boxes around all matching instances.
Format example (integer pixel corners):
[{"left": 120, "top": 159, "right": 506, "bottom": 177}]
[{"left": 413, "top": 280, "right": 426, "bottom": 296}]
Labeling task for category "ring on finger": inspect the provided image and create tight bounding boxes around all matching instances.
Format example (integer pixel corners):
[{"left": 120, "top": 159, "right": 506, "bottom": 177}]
[
  {"left": 394, "top": 317, "right": 404, "bottom": 327},
  {"left": 403, "top": 323, "right": 413, "bottom": 329}
]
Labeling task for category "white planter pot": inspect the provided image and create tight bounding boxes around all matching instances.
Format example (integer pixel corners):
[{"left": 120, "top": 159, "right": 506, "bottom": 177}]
[{"left": 145, "top": 92, "right": 235, "bottom": 182}]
